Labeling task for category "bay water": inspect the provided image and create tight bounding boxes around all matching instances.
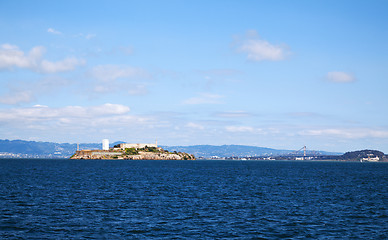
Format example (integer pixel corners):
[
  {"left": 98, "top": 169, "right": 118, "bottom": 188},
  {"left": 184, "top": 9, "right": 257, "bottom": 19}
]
[{"left": 1, "top": 159, "right": 387, "bottom": 239}]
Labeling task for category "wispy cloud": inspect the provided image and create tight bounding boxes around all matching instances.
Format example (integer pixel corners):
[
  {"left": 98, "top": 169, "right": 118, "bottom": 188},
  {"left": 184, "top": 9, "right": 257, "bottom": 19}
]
[
  {"left": 225, "top": 125, "right": 263, "bottom": 133},
  {"left": 88, "top": 64, "right": 151, "bottom": 96},
  {"left": 287, "top": 112, "right": 324, "bottom": 118},
  {"left": 90, "top": 64, "right": 150, "bottom": 82},
  {"left": 0, "top": 76, "right": 72, "bottom": 105},
  {"left": 198, "top": 69, "right": 241, "bottom": 77},
  {"left": 326, "top": 71, "right": 356, "bottom": 83},
  {"left": 236, "top": 30, "right": 289, "bottom": 61},
  {"left": 0, "top": 103, "right": 131, "bottom": 125},
  {"left": 0, "top": 90, "right": 34, "bottom": 105},
  {"left": 40, "top": 58, "right": 85, "bottom": 73},
  {"left": 186, "top": 122, "right": 205, "bottom": 130},
  {"left": 128, "top": 84, "right": 148, "bottom": 96},
  {"left": 299, "top": 128, "right": 388, "bottom": 139},
  {"left": 118, "top": 46, "right": 133, "bottom": 55},
  {"left": 0, "top": 44, "right": 85, "bottom": 73},
  {"left": 183, "top": 93, "right": 224, "bottom": 105},
  {"left": 214, "top": 111, "right": 252, "bottom": 118},
  {"left": 76, "top": 33, "right": 96, "bottom": 40},
  {"left": 47, "top": 28, "right": 62, "bottom": 35},
  {"left": 85, "top": 34, "right": 96, "bottom": 40}
]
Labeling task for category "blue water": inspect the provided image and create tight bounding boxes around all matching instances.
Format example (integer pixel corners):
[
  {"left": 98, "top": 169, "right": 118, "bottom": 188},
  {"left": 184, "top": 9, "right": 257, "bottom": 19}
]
[{"left": 0, "top": 159, "right": 387, "bottom": 239}]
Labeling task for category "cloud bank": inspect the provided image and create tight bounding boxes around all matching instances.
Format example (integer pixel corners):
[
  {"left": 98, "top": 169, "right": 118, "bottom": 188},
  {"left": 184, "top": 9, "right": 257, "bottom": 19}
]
[
  {"left": 0, "top": 103, "right": 130, "bottom": 120},
  {"left": 0, "top": 103, "right": 136, "bottom": 130}
]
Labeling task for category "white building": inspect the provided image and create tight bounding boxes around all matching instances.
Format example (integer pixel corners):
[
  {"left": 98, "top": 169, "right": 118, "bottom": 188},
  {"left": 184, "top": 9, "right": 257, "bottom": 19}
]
[
  {"left": 102, "top": 139, "right": 109, "bottom": 150},
  {"left": 118, "top": 142, "right": 157, "bottom": 150},
  {"left": 362, "top": 156, "right": 379, "bottom": 162}
]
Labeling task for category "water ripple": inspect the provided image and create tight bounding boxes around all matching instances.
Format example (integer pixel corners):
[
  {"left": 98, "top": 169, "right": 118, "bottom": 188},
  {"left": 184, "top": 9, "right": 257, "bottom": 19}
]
[{"left": 0, "top": 159, "right": 387, "bottom": 239}]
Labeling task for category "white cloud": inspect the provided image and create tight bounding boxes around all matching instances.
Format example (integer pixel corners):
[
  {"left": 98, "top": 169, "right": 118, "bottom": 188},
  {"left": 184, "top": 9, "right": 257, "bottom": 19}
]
[
  {"left": 0, "top": 44, "right": 85, "bottom": 73},
  {"left": 183, "top": 93, "right": 224, "bottom": 105},
  {"left": 40, "top": 58, "right": 85, "bottom": 73},
  {"left": 47, "top": 28, "right": 62, "bottom": 35},
  {"left": 326, "top": 71, "right": 356, "bottom": 83},
  {"left": 0, "top": 103, "right": 161, "bottom": 143},
  {"left": 300, "top": 128, "right": 388, "bottom": 139},
  {"left": 0, "top": 103, "right": 131, "bottom": 124},
  {"left": 0, "top": 44, "right": 37, "bottom": 69},
  {"left": 236, "top": 30, "right": 289, "bottom": 61},
  {"left": 89, "top": 103, "right": 130, "bottom": 115},
  {"left": 12, "top": 108, "right": 209, "bottom": 143}
]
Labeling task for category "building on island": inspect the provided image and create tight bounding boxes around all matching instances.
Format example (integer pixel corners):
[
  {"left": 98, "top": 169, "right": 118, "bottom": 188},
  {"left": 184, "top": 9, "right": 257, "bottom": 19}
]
[
  {"left": 117, "top": 143, "right": 157, "bottom": 150},
  {"left": 115, "top": 140, "right": 158, "bottom": 150},
  {"left": 102, "top": 139, "right": 158, "bottom": 151},
  {"left": 102, "top": 139, "right": 109, "bottom": 150},
  {"left": 71, "top": 138, "right": 195, "bottom": 160}
]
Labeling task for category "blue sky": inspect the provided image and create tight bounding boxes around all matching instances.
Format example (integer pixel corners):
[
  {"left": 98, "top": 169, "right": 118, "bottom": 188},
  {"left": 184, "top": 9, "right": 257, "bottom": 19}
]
[{"left": 0, "top": 0, "right": 387, "bottom": 152}]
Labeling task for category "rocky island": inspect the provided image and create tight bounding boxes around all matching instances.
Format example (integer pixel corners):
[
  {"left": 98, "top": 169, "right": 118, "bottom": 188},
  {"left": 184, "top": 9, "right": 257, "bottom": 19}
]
[{"left": 70, "top": 142, "right": 195, "bottom": 160}]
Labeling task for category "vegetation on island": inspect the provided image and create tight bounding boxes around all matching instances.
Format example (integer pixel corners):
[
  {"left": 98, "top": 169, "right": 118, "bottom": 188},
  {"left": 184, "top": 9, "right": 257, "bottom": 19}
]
[
  {"left": 125, "top": 148, "right": 139, "bottom": 155},
  {"left": 71, "top": 145, "right": 196, "bottom": 160}
]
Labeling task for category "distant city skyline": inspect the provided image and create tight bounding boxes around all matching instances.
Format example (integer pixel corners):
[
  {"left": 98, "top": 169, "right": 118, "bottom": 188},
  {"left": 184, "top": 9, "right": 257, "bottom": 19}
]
[{"left": 0, "top": 1, "right": 387, "bottom": 152}]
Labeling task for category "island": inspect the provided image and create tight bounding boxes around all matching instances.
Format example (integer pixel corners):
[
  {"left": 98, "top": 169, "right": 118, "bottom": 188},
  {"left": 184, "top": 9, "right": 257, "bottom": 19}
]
[
  {"left": 70, "top": 142, "right": 195, "bottom": 160},
  {"left": 340, "top": 149, "right": 386, "bottom": 162}
]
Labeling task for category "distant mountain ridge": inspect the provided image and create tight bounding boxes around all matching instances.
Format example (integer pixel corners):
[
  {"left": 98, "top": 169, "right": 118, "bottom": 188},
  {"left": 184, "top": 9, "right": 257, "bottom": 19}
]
[
  {"left": 162, "top": 144, "right": 340, "bottom": 158},
  {"left": 0, "top": 139, "right": 341, "bottom": 158},
  {"left": 0, "top": 139, "right": 121, "bottom": 158}
]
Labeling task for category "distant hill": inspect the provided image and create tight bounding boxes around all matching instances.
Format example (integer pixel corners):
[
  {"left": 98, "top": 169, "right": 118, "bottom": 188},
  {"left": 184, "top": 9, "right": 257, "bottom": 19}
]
[
  {"left": 0, "top": 139, "right": 341, "bottom": 159},
  {"left": 341, "top": 149, "right": 387, "bottom": 161},
  {"left": 0, "top": 139, "right": 123, "bottom": 158},
  {"left": 161, "top": 145, "right": 340, "bottom": 158}
]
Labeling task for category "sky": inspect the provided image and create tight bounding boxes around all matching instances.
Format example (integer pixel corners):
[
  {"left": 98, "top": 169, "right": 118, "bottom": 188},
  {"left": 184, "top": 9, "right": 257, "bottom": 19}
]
[{"left": 0, "top": 0, "right": 387, "bottom": 153}]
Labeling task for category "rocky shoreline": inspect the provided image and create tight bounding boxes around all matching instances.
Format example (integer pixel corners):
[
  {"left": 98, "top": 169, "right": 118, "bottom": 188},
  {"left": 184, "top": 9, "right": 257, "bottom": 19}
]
[{"left": 70, "top": 147, "right": 195, "bottom": 160}]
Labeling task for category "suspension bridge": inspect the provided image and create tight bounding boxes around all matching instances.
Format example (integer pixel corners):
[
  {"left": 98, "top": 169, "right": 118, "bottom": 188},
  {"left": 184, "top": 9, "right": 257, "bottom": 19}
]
[{"left": 287, "top": 146, "right": 321, "bottom": 160}]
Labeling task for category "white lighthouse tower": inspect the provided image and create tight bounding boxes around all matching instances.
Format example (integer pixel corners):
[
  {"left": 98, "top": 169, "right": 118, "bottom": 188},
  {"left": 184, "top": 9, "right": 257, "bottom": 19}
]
[{"left": 102, "top": 139, "right": 109, "bottom": 150}]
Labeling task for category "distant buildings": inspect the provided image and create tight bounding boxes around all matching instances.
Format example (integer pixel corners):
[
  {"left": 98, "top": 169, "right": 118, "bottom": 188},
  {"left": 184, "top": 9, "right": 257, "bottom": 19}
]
[
  {"left": 116, "top": 143, "right": 157, "bottom": 150},
  {"left": 101, "top": 139, "right": 158, "bottom": 151}
]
